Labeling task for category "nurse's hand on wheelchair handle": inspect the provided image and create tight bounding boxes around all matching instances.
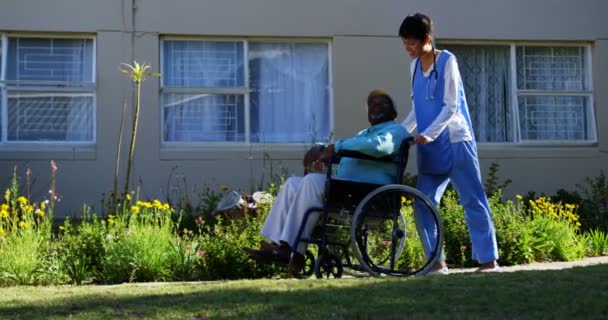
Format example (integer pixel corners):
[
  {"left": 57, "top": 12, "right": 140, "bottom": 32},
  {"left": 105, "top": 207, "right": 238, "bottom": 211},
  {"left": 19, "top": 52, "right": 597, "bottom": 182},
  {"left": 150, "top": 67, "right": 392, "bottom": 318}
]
[{"left": 414, "top": 133, "right": 431, "bottom": 145}]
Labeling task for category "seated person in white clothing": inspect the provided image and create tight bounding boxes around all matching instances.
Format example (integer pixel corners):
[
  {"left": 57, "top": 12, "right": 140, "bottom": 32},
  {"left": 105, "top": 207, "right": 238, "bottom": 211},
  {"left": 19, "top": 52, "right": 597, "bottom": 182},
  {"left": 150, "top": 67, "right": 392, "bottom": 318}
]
[{"left": 244, "top": 89, "right": 410, "bottom": 275}]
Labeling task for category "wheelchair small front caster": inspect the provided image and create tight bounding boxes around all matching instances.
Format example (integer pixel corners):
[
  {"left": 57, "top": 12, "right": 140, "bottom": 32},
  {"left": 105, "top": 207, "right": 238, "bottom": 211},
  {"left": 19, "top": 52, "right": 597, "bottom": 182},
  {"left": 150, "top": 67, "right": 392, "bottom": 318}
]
[
  {"left": 298, "top": 250, "right": 316, "bottom": 278},
  {"left": 314, "top": 253, "right": 343, "bottom": 279}
]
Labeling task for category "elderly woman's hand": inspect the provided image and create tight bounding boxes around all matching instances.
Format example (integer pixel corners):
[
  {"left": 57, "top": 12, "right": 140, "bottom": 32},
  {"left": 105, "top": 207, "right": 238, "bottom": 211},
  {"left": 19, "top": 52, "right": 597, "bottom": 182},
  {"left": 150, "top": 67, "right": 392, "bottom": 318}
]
[{"left": 317, "top": 144, "right": 336, "bottom": 163}]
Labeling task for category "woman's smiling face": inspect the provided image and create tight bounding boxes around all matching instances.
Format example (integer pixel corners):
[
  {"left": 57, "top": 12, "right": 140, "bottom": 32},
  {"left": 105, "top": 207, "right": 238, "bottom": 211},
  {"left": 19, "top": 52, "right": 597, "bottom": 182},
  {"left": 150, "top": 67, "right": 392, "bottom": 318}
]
[{"left": 402, "top": 37, "right": 423, "bottom": 59}]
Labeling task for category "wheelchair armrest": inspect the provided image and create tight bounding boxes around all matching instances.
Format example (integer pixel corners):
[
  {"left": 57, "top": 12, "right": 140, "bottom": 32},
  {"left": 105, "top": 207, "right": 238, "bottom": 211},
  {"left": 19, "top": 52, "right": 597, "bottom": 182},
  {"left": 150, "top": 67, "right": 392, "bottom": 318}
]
[
  {"left": 334, "top": 150, "right": 394, "bottom": 163},
  {"left": 324, "top": 136, "right": 414, "bottom": 179},
  {"left": 329, "top": 135, "right": 414, "bottom": 165}
]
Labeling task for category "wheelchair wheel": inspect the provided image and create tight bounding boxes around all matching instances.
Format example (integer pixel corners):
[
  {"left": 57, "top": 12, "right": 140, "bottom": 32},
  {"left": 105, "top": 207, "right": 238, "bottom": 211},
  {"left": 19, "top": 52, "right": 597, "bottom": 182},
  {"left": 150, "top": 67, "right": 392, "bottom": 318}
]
[
  {"left": 314, "top": 253, "right": 343, "bottom": 279},
  {"left": 351, "top": 184, "right": 443, "bottom": 276},
  {"left": 299, "top": 250, "right": 316, "bottom": 278}
]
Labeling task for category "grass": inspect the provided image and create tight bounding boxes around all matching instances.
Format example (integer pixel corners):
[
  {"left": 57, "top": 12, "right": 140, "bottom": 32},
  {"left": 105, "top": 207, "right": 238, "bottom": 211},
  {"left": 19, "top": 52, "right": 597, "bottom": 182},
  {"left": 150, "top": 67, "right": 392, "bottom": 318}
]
[{"left": 1, "top": 265, "right": 608, "bottom": 319}]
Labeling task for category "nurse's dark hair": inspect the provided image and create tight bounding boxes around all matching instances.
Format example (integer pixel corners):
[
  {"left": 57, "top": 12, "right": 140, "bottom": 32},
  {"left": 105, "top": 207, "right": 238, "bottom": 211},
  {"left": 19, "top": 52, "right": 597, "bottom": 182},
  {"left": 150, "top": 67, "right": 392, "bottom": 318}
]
[
  {"left": 398, "top": 13, "right": 433, "bottom": 41},
  {"left": 367, "top": 89, "right": 397, "bottom": 118}
]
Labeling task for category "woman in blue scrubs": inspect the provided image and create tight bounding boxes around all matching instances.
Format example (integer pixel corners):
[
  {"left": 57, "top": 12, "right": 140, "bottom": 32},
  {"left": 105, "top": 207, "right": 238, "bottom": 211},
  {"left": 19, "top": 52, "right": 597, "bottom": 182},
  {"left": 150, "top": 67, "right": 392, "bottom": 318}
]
[{"left": 399, "top": 13, "right": 500, "bottom": 273}]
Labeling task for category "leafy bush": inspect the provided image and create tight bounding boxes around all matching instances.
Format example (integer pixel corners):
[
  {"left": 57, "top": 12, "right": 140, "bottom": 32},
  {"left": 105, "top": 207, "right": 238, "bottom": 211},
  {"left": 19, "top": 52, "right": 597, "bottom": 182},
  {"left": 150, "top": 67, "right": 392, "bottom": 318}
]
[
  {"left": 439, "top": 189, "right": 586, "bottom": 266},
  {"left": 99, "top": 199, "right": 199, "bottom": 284},
  {"left": 581, "top": 229, "right": 608, "bottom": 257},
  {"left": 527, "top": 215, "right": 585, "bottom": 261},
  {"left": 197, "top": 211, "right": 282, "bottom": 280},
  {"left": 576, "top": 171, "right": 608, "bottom": 231},
  {"left": 0, "top": 166, "right": 62, "bottom": 286},
  {"left": 490, "top": 193, "right": 535, "bottom": 265},
  {"left": 440, "top": 190, "right": 473, "bottom": 267}
]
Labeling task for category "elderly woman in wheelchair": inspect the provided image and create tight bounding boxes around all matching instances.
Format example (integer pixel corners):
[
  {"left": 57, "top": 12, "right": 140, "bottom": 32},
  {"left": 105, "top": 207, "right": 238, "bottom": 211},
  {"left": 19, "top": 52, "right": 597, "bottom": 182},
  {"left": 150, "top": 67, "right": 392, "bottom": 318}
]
[{"left": 244, "top": 90, "right": 443, "bottom": 278}]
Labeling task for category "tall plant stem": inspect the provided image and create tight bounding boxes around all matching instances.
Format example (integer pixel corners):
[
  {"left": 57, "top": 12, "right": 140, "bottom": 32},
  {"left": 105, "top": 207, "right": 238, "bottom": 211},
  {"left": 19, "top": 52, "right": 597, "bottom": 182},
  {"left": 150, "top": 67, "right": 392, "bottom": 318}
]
[{"left": 124, "top": 81, "right": 141, "bottom": 197}]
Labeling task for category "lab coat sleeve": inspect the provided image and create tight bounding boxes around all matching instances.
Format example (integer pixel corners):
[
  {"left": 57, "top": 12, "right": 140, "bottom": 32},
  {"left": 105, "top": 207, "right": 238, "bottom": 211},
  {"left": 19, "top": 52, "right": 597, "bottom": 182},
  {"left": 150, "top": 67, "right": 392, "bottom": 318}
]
[{"left": 420, "top": 55, "right": 459, "bottom": 141}]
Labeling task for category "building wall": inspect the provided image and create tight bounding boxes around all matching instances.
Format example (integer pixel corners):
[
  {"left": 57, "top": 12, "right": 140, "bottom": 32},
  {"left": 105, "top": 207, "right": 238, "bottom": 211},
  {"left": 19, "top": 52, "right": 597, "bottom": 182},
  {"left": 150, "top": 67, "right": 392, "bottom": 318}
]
[{"left": 0, "top": 0, "right": 606, "bottom": 216}]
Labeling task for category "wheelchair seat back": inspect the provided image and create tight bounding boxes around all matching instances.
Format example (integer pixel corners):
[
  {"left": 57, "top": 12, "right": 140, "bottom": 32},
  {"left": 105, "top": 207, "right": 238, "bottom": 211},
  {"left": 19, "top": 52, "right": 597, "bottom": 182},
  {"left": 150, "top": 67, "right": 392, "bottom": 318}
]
[{"left": 323, "top": 138, "right": 412, "bottom": 214}]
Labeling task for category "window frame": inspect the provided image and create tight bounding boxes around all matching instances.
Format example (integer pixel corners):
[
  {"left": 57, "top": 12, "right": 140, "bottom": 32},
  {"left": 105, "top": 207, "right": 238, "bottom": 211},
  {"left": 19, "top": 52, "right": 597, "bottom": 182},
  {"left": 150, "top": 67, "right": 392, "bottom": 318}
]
[
  {"left": 0, "top": 32, "right": 97, "bottom": 145},
  {"left": 439, "top": 40, "right": 596, "bottom": 146},
  {"left": 159, "top": 36, "right": 334, "bottom": 147}
]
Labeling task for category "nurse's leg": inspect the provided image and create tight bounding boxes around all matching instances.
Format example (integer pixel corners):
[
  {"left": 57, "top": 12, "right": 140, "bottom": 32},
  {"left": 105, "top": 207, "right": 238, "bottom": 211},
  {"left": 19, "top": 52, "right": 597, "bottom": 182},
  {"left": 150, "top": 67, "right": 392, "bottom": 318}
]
[
  {"left": 415, "top": 174, "right": 450, "bottom": 261},
  {"left": 449, "top": 141, "right": 498, "bottom": 264}
]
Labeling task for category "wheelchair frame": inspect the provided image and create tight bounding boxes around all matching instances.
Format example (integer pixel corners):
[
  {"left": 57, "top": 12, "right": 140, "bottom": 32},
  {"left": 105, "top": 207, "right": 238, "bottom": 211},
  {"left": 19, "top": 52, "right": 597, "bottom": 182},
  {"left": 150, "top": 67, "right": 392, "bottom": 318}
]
[{"left": 291, "top": 137, "right": 444, "bottom": 278}]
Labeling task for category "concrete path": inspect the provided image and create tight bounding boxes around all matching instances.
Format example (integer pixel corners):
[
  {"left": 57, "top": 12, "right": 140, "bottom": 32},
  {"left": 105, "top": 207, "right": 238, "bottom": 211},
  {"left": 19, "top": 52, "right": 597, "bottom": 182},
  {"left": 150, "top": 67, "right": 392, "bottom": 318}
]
[{"left": 448, "top": 256, "right": 608, "bottom": 274}]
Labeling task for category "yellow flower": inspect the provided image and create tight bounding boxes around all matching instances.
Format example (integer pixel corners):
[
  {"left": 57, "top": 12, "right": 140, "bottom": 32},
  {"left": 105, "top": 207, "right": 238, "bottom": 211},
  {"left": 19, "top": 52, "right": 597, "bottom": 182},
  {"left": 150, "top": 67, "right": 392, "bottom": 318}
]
[
  {"left": 40, "top": 202, "right": 47, "bottom": 210},
  {"left": 17, "top": 196, "right": 28, "bottom": 205},
  {"left": 131, "top": 205, "right": 141, "bottom": 214},
  {"left": 23, "top": 205, "right": 33, "bottom": 213},
  {"left": 126, "top": 194, "right": 132, "bottom": 201},
  {"left": 162, "top": 203, "right": 171, "bottom": 211},
  {"left": 0, "top": 210, "right": 8, "bottom": 218},
  {"left": 18, "top": 220, "right": 28, "bottom": 228},
  {"left": 0, "top": 229, "right": 5, "bottom": 237},
  {"left": 516, "top": 194, "right": 523, "bottom": 200},
  {"left": 36, "top": 209, "right": 45, "bottom": 217},
  {"left": 152, "top": 199, "right": 163, "bottom": 209}
]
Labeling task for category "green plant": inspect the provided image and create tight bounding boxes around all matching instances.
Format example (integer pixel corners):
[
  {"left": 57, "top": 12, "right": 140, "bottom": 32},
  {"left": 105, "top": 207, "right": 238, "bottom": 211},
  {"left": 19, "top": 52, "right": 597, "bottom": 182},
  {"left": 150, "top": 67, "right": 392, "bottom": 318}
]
[
  {"left": 0, "top": 164, "right": 59, "bottom": 286},
  {"left": 170, "top": 236, "right": 205, "bottom": 281},
  {"left": 58, "top": 208, "right": 106, "bottom": 285},
  {"left": 527, "top": 215, "right": 585, "bottom": 261},
  {"left": 576, "top": 171, "right": 608, "bottom": 231},
  {"left": 483, "top": 162, "right": 512, "bottom": 197},
  {"left": 439, "top": 190, "right": 473, "bottom": 267},
  {"left": 163, "top": 167, "right": 230, "bottom": 233},
  {"left": 110, "top": 99, "right": 128, "bottom": 212},
  {"left": 491, "top": 194, "right": 534, "bottom": 265},
  {"left": 581, "top": 229, "right": 608, "bottom": 257},
  {"left": 100, "top": 199, "right": 179, "bottom": 283},
  {"left": 198, "top": 212, "right": 282, "bottom": 280},
  {"left": 119, "top": 61, "right": 160, "bottom": 198}
]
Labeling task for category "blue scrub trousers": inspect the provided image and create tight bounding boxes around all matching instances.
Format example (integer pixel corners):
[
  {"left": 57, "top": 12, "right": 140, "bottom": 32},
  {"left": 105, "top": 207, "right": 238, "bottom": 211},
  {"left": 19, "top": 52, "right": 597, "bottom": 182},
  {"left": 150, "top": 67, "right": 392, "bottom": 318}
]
[{"left": 415, "top": 140, "right": 499, "bottom": 264}]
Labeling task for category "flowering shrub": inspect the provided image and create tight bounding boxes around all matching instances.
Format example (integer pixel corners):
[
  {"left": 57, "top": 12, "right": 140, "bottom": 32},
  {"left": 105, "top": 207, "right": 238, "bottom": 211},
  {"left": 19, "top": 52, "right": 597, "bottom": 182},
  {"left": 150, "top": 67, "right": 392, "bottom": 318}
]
[
  {"left": 0, "top": 165, "right": 61, "bottom": 286},
  {"left": 441, "top": 190, "right": 586, "bottom": 267},
  {"left": 1, "top": 164, "right": 606, "bottom": 286},
  {"left": 525, "top": 196, "right": 581, "bottom": 227}
]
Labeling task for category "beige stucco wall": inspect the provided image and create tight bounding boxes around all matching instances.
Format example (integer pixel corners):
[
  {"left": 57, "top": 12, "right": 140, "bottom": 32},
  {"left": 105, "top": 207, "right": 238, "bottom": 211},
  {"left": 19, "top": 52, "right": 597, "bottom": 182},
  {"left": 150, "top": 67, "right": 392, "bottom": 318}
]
[{"left": 0, "top": 0, "right": 606, "bottom": 216}]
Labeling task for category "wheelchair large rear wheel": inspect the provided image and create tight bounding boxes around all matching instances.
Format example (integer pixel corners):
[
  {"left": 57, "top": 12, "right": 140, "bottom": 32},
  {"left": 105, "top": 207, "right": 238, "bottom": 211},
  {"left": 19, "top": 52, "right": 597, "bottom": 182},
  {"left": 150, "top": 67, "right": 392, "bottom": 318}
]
[{"left": 351, "top": 184, "right": 443, "bottom": 276}]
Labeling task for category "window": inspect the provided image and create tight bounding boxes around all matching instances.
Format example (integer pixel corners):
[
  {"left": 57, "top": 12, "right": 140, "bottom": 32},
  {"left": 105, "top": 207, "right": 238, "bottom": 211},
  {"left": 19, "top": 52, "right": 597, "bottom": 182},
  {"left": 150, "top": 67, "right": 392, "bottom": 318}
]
[
  {"left": 161, "top": 39, "right": 331, "bottom": 144},
  {"left": 0, "top": 34, "right": 95, "bottom": 143},
  {"left": 443, "top": 43, "right": 595, "bottom": 143}
]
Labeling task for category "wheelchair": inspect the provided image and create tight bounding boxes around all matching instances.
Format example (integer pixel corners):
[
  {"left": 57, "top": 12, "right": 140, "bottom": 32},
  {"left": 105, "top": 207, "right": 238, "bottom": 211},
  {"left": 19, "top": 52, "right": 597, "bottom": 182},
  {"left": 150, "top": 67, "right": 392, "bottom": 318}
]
[{"left": 292, "top": 137, "right": 444, "bottom": 278}]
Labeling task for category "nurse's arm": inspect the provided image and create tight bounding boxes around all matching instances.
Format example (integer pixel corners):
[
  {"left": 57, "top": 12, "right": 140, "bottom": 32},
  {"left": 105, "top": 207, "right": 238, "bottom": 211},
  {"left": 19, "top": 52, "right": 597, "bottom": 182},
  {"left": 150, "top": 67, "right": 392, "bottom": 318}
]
[
  {"left": 420, "top": 55, "right": 459, "bottom": 141},
  {"left": 401, "top": 109, "right": 417, "bottom": 133}
]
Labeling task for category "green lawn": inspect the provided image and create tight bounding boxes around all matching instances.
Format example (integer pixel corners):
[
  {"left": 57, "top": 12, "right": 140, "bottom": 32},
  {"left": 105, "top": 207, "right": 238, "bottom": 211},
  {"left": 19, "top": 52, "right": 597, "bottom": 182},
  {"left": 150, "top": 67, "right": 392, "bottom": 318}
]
[{"left": 1, "top": 265, "right": 607, "bottom": 320}]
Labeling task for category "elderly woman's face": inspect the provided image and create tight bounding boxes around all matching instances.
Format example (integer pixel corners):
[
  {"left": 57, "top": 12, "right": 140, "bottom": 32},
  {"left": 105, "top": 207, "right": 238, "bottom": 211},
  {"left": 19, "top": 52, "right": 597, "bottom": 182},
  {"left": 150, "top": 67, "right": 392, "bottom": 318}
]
[{"left": 368, "top": 96, "right": 395, "bottom": 125}]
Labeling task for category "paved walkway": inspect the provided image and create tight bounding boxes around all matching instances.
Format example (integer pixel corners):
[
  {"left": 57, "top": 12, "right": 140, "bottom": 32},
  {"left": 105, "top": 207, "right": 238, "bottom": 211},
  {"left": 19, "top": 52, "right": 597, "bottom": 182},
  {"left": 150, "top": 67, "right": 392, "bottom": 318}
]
[{"left": 449, "top": 256, "right": 608, "bottom": 274}]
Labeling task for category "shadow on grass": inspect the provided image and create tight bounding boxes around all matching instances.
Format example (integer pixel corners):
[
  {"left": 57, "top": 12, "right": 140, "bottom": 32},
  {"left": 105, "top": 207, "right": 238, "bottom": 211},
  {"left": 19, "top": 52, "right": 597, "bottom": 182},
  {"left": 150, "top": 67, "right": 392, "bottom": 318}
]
[{"left": 1, "top": 265, "right": 608, "bottom": 319}]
